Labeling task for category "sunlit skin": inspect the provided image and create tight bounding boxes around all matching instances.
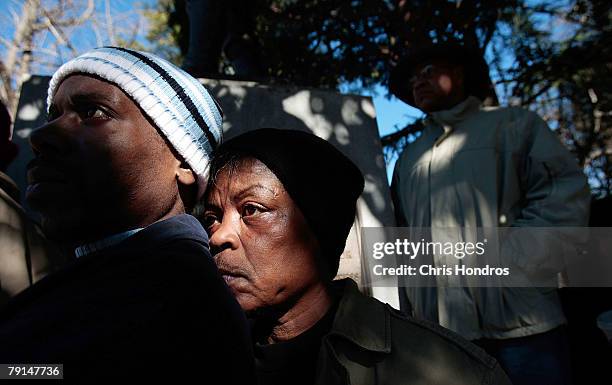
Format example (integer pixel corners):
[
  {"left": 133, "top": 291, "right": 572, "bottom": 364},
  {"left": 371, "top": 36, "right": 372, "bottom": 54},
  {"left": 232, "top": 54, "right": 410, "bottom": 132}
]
[
  {"left": 27, "top": 75, "right": 196, "bottom": 246},
  {"left": 203, "top": 157, "right": 333, "bottom": 343},
  {"left": 411, "top": 60, "right": 466, "bottom": 113}
]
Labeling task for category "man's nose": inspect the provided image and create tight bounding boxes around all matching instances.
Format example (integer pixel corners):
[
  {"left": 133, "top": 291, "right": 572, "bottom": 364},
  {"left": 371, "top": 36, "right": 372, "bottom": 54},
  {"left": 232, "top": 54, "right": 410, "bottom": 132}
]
[
  {"left": 29, "top": 118, "right": 72, "bottom": 157},
  {"left": 412, "top": 76, "right": 429, "bottom": 90},
  {"left": 209, "top": 217, "right": 240, "bottom": 255}
]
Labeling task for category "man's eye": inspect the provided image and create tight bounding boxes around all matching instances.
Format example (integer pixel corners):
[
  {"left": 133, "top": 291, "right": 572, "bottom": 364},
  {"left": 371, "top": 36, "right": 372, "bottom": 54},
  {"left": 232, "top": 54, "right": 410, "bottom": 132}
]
[
  {"left": 47, "top": 107, "right": 59, "bottom": 122},
  {"left": 422, "top": 64, "right": 436, "bottom": 77},
  {"left": 85, "top": 108, "right": 108, "bottom": 120},
  {"left": 75, "top": 104, "right": 110, "bottom": 120}
]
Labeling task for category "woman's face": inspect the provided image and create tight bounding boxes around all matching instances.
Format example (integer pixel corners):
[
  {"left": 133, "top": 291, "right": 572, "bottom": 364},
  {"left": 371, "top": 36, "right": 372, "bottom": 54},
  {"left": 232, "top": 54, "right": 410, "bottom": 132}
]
[{"left": 202, "top": 157, "right": 321, "bottom": 313}]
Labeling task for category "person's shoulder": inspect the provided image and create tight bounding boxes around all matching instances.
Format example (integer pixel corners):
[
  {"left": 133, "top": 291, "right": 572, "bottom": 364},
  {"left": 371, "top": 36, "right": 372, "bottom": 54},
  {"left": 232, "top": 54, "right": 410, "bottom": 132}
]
[
  {"left": 140, "top": 214, "right": 209, "bottom": 246},
  {"left": 384, "top": 305, "right": 511, "bottom": 384},
  {"left": 138, "top": 237, "right": 216, "bottom": 282},
  {"left": 479, "top": 105, "right": 549, "bottom": 144},
  {"left": 480, "top": 104, "right": 542, "bottom": 123},
  {"left": 386, "top": 304, "right": 497, "bottom": 367},
  {"left": 121, "top": 214, "right": 212, "bottom": 271},
  {"left": 338, "top": 282, "right": 493, "bottom": 368},
  {"left": 344, "top": 293, "right": 511, "bottom": 384}
]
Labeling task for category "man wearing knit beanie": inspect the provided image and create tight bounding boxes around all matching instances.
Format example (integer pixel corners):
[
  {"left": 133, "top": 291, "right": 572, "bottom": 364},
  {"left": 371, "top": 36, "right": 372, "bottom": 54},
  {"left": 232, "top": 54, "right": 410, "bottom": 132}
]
[{"left": 0, "top": 47, "right": 254, "bottom": 382}]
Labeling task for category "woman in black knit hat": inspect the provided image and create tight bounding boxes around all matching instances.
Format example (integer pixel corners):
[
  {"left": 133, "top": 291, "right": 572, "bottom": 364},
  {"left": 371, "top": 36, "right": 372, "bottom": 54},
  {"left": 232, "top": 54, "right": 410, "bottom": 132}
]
[{"left": 200, "top": 128, "right": 511, "bottom": 385}]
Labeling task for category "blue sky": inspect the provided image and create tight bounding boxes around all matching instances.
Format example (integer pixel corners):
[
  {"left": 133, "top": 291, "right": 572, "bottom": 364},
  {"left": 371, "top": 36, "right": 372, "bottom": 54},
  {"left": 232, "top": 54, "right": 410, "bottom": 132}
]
[
  {"left": 1, "top": 0, "right": 574, "bottom": 183},
  {"left": 0, "top": 0, "right": 425, "bottom": 182},
  {"left": 354, "top": 86, "right": 424, "bottom": 181},
  {"left": 0, "top": 0, "right": 421, "bottom": 139}
]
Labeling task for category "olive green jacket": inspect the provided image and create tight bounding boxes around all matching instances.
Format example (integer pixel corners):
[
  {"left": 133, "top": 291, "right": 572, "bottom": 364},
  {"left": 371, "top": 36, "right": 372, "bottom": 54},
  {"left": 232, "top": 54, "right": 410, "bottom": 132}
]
[{"left": 315, "top": 279, "right": 511, "bottom": 385}]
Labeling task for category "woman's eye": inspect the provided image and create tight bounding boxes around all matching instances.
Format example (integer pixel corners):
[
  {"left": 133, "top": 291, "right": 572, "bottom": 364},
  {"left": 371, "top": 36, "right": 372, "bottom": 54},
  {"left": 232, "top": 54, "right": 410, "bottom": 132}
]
[
  {"left": 242, "top": 204, "right": 262, "bottom": 217},
  {"left": 202, "top": 214, "right": 218, "bottom": 228}
]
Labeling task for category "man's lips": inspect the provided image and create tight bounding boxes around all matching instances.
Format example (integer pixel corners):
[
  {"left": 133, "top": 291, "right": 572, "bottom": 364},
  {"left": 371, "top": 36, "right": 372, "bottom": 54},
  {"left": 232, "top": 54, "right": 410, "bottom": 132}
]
[
  {"left": 27, "top": 166, "right": 68, "bottom": 185},
  {"left": 27, "top": 157, "right": 70, "bottom": 184},
  {"left": 414, "top": 85, "right": 433, "bottom": 97},
  {"left": 25, "top": 161, "right": 71, "bottom": 202},
  {"left": 25, "top": 181, "right": 69, "bottom": 203}
]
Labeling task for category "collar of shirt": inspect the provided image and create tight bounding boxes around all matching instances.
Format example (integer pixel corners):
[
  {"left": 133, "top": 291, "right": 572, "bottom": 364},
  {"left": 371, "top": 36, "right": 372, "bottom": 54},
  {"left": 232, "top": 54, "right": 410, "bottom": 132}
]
[
  {"left": 74, "top": 228, "right": 144, "bottom": 258},
  {"left": 430, "top": 95, "right": 482, "bottom": 127}
]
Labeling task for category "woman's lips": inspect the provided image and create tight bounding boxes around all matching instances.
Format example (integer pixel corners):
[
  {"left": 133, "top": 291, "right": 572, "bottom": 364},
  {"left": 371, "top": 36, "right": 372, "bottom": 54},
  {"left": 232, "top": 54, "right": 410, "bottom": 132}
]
[
  {"left": 217, "top": 266, "right": 248, "bottom": 287},
  {"left": 222, "top": 274, "right": 240, "bottom": 285}
]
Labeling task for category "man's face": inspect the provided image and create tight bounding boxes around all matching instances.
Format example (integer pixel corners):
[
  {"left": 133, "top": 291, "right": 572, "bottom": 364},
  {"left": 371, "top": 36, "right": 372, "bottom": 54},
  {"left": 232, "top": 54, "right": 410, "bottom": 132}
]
[
  {"left": 411, "top": 60, "right": 465, "bottom": 112},
  {"left": 27, "top": 75, "right": 186, "bottom": 242},
  {"left": 203, "top": 157, "right": 321, "bottom": 313}
]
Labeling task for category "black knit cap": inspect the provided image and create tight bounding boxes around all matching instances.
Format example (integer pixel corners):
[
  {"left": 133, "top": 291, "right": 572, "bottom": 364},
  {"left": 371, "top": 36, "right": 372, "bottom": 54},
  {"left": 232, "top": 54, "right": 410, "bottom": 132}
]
[{"left": 209, "top": 128, "right": 365, "bottom": 279}]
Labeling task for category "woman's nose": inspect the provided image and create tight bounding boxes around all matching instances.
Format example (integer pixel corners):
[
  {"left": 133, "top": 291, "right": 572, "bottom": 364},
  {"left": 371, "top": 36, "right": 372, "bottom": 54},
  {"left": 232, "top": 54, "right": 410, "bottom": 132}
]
[{"left": 209, "top": 217, "right": 240, "bottom": 255}]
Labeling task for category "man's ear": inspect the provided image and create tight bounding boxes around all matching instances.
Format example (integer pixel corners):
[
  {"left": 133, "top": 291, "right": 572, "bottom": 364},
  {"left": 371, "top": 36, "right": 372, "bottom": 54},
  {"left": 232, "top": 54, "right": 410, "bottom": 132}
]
[{"left": 176, "top": 165, "right": 197, "bottom": 186}]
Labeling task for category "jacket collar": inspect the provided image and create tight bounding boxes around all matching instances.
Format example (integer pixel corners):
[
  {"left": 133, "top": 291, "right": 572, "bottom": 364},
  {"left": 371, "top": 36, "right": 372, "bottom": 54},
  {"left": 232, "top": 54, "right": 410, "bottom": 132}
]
[
  {"left": 74, "top": 228, "right": 144, "bottom": 258},
  {"left": 327, "top": 278, "right": 391, "bottom": 354},
  {"left": 430, "top": 95, "right": 482, "bottom": 127},
  {"left": 73, "top": 214, "right": 208, "bottom": 259}
]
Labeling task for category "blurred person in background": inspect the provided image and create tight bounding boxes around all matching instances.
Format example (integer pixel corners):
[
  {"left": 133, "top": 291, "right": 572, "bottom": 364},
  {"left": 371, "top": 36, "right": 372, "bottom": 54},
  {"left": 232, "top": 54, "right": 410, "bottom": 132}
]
[
  {"left": 389, "top": 42, "right": 590, "bottom": 385},
  {"left": 0, "top": 100, "right": 60, "bottom": 307}
]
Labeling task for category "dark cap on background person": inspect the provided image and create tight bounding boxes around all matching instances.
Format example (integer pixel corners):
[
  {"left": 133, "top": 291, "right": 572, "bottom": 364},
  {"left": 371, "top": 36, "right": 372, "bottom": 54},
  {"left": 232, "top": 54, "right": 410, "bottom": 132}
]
[
  {"left": 208, "top": 128, "right": 364, "bottom": 279},
  {"left": 389, "top": 42, "right": 492, "bottom": 107}
]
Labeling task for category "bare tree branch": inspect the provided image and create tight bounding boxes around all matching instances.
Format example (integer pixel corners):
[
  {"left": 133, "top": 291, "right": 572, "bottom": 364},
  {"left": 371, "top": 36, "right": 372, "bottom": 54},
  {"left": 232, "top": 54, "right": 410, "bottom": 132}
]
[
  {"left": 49, "top": 0, "right": 95, "bottom": 28},
  {"left": 42, "top": 14, "right": 78, "bottom": 55},
  {"left": 104, "top": 0, "right": 116, "bottom": 45}
]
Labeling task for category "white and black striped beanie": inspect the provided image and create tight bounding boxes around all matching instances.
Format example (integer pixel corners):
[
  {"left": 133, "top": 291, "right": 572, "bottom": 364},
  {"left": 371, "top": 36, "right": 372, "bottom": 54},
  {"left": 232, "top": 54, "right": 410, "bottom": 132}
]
[{"left": 46, "top": 46, "right": 223, "bottom": 199}]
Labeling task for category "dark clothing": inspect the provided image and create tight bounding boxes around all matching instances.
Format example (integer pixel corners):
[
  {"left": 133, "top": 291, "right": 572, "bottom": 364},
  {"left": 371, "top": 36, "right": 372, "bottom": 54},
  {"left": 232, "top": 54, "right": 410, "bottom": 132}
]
[
  {"left": 474, "top": 327, "right": 571, "bottom": 385},
  {"left": 315, "top": 279, "right": 512, "bottom": 385},
  {"left": 183, "top": 0, "right": 265, "bottom": 78},
  {"left": 255, "top": 300, "right": 338, "bottom": 385},
  {"left": 0, "top": 214, "right": 255, "bottom": 382}
]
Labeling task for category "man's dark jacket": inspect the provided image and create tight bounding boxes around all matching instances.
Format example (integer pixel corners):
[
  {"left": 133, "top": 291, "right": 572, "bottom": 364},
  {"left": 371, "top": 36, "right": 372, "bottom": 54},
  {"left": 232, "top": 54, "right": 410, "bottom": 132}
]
[
  {"left": 0, "top": 214, "right": 255, "bottom": 382},
  {"left": 315, "top": 279, "right": 512, "bottom": 385}
]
